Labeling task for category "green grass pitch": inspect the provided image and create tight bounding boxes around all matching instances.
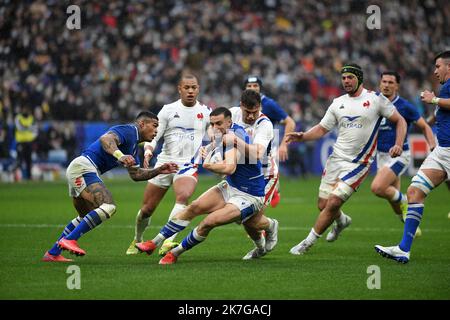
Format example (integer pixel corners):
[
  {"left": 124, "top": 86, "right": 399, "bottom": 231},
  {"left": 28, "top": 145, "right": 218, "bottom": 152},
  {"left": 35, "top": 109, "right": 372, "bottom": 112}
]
[{"left": 0, "top": 175, "right": 449, "bottom": 300}]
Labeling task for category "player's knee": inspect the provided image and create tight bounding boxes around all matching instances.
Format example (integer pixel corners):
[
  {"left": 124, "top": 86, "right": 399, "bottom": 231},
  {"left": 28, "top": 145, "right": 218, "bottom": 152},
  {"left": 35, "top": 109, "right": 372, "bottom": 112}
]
[
  {"left": 326, "top": 195, "right": 343, "bottom": 213},
  {"left": 370, "top": 182, "right": 385, "bottom": 197},
  {"left": 175, "top": 192, "right": 191, "bottom": 204},
  {"left": 95, "top": 203, "right": 116, "bottom": 221},
  {"left": 317, "top": 198, "right": 327, "bottom": 211},
  {"left": 410, "top": 170, "right": 434, "bottom": 198},
  {"left": 407, "top": 185, "right": 426, "bottom": 203}
]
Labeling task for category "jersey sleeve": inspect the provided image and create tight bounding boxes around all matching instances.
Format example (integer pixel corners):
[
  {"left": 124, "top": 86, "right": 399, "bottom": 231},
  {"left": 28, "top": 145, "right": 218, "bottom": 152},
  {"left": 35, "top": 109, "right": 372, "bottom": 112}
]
[
  {"left": 319, "top": 100, "right": 338, "bottom": 131},
  {"left": 378, "top": 95, "right": 396, "bottom": 119},
  {"left": 405, "top": 101, "right": 421, "bottom": 123},
  {"left": 109, "top": 125, "right": 133, "bottom": 146},
  {"left": 148, "top": 106, "right": 168, "bottom": 150},
  {"left": 263, "top": 97, "right": 288, "bottom": 123},
  {"left": 253, "top": 118, "right": 274, "bottom": 150}
]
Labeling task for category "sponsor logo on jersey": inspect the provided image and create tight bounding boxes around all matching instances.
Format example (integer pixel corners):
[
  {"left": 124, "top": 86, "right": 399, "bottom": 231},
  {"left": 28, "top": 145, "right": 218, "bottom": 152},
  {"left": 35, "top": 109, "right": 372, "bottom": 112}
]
[
  {"left": 341, "top": 115, "right": 363, "bottom": 128},
  {"left": 363, "top": 100, "right": 370, "bottom": 108},
  {"left": 197, "top": 113, "right": 204, "bottom": 119}
]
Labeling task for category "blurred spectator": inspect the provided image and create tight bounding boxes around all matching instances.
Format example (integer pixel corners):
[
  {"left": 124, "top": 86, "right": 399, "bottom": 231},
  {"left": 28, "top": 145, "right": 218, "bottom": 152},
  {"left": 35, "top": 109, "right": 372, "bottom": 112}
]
[
  {"left": 14, "top": 105, "right": 37, "bottom": 179},
  {"left": 1, "top": 0, "right": 448, "bottom": 124}
]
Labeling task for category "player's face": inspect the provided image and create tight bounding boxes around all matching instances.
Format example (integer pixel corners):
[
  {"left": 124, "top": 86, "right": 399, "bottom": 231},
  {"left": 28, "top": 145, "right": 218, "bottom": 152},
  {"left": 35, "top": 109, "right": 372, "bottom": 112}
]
[
  {"left": 178, "top": 78, "right": 200, "bottom": 107},
  {"left": 434, "top": 58, "right": 450, "bottom": 84},
  {"left": 139, "top": 119, "right": 159, "bottom": 142},
  {"left": 210, "top": 114, "right": 232, "bottom": 136},
  {"left": 341, "top": 73, "right": 359, "bottom": 93},
  {"left": 240, "top": 104, "right": 261, "bottom": 125},
  {"left": 379, "top": 75, "right": 398, "bottom": 98},
  {"left": 245, "top": 82, "right": 261, "bottom": 93}
]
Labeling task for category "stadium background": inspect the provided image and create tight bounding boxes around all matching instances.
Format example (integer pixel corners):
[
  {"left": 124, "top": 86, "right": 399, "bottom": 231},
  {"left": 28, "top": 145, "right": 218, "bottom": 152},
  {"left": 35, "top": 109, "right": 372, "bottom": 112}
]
[{"left": 1, "top": 0, "right": 449, "bottom": 181}]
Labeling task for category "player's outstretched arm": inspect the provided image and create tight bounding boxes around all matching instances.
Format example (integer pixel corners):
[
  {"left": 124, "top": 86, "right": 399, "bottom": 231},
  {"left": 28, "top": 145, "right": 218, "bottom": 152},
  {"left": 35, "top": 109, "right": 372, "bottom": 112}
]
[
  {"left": 285, "top": 124, "right": 329, "bottom": 144},
  {"left": 127, "top": 162, "right": 178, "bottom": 181},
  {"left": 278, "top": 115, "right": 296, "bottom": 162},
  {"left": 100, "top": 132, "right": 136, "bottom": 167}
]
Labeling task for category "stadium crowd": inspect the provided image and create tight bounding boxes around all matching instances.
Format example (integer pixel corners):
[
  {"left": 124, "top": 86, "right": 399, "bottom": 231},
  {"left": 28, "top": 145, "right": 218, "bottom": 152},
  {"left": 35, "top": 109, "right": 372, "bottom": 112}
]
[{"left": 0, "top": 0, "right": 449, "bottom": 177}]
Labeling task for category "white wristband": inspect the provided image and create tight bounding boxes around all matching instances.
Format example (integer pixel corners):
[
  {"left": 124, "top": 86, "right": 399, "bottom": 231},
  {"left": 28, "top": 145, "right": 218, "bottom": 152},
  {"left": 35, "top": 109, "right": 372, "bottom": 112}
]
[{"left": 431, "top": 97, "right": 440, "bottom": 105}]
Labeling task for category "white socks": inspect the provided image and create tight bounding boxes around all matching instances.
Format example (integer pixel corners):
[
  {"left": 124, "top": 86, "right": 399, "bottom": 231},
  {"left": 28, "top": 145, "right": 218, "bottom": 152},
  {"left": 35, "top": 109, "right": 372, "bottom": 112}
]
[
  {"left": 306, "top": 228, "right": 321, "bottom": 244},
  {"left": 135, "top": 210, "right": 151, "bottom": 242},
  {"left": 336, "top": 210, "right": 348, "bottom": 226}
]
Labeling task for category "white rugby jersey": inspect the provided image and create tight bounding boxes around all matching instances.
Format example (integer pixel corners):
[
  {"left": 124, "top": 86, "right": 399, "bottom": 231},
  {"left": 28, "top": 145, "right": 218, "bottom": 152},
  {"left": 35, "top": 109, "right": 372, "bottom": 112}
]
[
  {"left": 320, "top": 89, "right": 395, "bottom": 165},
  {"left": 146, "top": 99, "right": 211, "bottom": 163},
  {"left": 230, "top": 107, "right": 278, "bottom": 178}
]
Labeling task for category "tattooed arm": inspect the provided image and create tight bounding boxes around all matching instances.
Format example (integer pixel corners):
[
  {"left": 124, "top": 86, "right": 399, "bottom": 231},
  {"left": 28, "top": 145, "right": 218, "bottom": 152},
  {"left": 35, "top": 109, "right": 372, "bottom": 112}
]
[
  {"left": 100, "top": 132, "right": 136, "bottom": 167},
  {"left": 127, "top": 162, "right": 179, "bottom": 181}
]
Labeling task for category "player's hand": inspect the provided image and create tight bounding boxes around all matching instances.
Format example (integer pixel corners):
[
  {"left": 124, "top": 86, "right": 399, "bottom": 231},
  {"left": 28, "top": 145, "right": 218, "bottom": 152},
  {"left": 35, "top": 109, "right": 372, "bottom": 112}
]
[
  {"left": 119, "top": 155, "right": 136, "bottom": 167},
  {"left": 143, "top": 148, "right": 153, "bottom": 169},
  {"left": 278, "top": 143, "right": 289, "bottom": 162},
  {"left": 285, "top": 132, "right": 304, "bottom": 144},
  {"left": 200, "top": 143, "right": 215, "bottom": 160},
  {"left": 158, "top": 162, "right": 178, "bottom": 174},
  {"left": 420, "top": 90, "right": 435, "bottom": 104},
  {"left": 389, "top": 145, "right": 403, "bottom": 158}
]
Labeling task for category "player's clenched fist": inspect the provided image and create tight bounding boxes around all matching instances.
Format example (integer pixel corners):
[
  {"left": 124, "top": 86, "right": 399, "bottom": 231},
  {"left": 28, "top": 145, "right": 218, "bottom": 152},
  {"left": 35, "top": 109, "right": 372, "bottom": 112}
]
[{"left": 389, "top": 145, "right": 403, "bottom": 158}]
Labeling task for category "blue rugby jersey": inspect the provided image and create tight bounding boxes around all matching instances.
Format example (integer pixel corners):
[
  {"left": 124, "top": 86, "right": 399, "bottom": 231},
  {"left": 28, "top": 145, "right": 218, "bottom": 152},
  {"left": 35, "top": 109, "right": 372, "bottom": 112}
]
[
  {"left": 377, "top": 95, "right": 420, "bottom": 152},
  {"left": 436, "top": 79, "right": 450, "bottom": 147},
  {"left": 224, "top": 123, "right": 265, "bottom": 197},
  {"left": 82, "top": 124, "right": 140, "bottom": 174}
]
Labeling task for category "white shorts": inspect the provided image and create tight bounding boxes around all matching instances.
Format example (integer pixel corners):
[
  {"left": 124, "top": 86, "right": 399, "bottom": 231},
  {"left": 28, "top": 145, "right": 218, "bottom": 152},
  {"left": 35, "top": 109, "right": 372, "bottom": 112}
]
[
  {"left": 148, "top": 160, "right": 198, "bottom": 189},
  {"left": 216, "top": 180, "right": 264, "bottom": 223},
  {"left": 264, "top": 174, "right": 279, "bottom": 207},
  {"left": 419, "top": 146, "right": 450, "bottom": 179},
  {"left": 376, "top": 150, "right": 410, "bottom": 177},
  {"left": 66, "top": 156, "right": 103, "bottom": 197},
  {"left": 319, "top": 155, "right": 371, "bottom": 200}
]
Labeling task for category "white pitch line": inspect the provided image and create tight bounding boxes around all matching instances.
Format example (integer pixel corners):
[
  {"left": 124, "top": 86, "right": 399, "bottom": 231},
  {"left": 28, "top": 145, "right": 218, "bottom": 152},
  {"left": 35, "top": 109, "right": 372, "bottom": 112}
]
[{"left": 0, "top": 223, "right": 446, "bottom": 233}]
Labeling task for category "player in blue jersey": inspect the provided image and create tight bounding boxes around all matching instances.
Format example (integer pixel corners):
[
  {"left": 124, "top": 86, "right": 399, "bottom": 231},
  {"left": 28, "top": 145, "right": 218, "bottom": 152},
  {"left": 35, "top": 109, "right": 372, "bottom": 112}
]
[
  {"left": 375, "top": 51, "right": 450, "bottom": 263},
  {"left": 42, "top": 111, "right": 178, "bottom": 262},
  {"left": 135, "top": 107, "right": 277, "bottom": 264},
  {"left": 244, "top": 76, "right": 296, "bottom": 207},
  {"left": 371, "top": 71, "right": 435, "bottom": 235}
]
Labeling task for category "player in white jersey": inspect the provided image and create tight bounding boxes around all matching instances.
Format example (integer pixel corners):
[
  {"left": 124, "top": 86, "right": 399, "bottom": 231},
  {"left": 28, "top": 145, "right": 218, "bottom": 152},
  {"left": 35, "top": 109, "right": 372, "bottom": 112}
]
[
  {"left": 375, "top": 51, "right": 450, "bottom": 263},
  {"left": 285, "top": 63, "right": 407, "bottom": 256},
  {"left": 126, "top": 74, "right": 211, "bottom": 255}
]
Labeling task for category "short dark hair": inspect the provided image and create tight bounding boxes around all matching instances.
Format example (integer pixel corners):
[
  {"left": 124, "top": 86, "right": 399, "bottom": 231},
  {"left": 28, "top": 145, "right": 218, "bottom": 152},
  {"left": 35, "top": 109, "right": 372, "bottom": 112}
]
[
  {"left": 210, "top": 106, "right": 232, "bottom": 119},
  {"left": 240, "top": 89, "right": 261, "bottom": 108},
  {"left": 135, "top": 111, "right": 158, "bottom": 121},
  {"left": 381, "top": 71, "right": 401, "bottom": 83},
  {"left": 434, "top": 50, "right": 450, "bottom": 63},
  {"left": 178, "top": 73, "right": 199, "bottom": 85}
]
